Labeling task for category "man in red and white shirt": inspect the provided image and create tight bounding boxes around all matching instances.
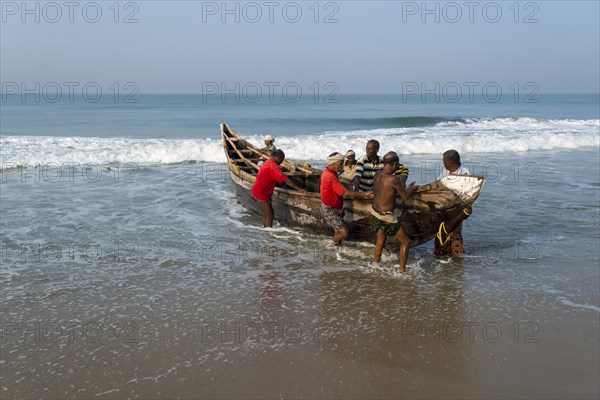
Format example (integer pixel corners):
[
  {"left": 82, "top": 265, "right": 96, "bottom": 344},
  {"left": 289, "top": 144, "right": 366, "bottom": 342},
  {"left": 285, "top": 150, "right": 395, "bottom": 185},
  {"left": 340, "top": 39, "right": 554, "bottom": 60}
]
[
  {"left": 252, "top": 149, "right": 305, "bottom": 228},
  {"left": 320, "top": 152, "right": 373, "bottom": 246}
]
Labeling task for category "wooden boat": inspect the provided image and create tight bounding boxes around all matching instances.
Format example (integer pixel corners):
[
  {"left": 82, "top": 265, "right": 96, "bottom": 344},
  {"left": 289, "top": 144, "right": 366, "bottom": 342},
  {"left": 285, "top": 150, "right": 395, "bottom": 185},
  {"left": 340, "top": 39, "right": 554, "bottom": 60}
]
[{"left": 221, "top": 122, "right": 485, "bottom": 247}]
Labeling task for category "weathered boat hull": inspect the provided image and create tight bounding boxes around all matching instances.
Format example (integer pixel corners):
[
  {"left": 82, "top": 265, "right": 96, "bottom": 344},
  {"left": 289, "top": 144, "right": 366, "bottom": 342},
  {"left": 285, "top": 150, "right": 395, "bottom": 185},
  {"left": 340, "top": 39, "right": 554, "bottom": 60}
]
[{"left": 221, "top": 123, "right": 485, "bottom": 247}]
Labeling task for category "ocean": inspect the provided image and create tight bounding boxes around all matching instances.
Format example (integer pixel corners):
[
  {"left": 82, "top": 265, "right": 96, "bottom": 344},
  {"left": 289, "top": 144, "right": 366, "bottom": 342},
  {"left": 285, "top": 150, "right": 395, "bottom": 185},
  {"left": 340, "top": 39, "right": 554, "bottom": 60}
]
[{"left": 1, "top": 93, "right": 599, "bottom": 398}]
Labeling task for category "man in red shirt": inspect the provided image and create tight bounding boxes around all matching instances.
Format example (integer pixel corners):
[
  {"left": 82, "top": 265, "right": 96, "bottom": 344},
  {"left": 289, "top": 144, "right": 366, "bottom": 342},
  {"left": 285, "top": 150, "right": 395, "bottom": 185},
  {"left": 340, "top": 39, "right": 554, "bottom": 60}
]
[
  {"left": 320, "top": 152, "right": 373, "bottom": 246},
  {"left": 251, "top": 149, "right": 305, "bottom": 228}
]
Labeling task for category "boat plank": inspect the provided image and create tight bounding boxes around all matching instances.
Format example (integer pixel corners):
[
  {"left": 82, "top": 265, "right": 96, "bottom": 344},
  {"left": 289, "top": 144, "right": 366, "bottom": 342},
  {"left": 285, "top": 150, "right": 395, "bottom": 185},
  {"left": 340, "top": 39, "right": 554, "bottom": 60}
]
[{"left": 220, "top": 122, "right": 485, "bottom": 247}]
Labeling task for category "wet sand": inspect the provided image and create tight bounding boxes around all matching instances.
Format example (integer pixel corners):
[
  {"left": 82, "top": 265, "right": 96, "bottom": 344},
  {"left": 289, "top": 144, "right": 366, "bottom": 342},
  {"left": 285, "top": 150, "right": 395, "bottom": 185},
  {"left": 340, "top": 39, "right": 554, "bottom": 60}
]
[
  {"left": 2, "top": 149, "right": 599, "bottom": 398},
  {"left": 2, "top": 260, "right": 598, "bottom": 399}
]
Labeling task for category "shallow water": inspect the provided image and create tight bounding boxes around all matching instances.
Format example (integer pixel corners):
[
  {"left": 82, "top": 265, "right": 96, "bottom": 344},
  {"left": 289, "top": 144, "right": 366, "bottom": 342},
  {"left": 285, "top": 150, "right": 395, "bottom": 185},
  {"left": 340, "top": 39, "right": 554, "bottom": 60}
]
[{"left": 1, "top": 146, "right": 598, "bottom": 398}]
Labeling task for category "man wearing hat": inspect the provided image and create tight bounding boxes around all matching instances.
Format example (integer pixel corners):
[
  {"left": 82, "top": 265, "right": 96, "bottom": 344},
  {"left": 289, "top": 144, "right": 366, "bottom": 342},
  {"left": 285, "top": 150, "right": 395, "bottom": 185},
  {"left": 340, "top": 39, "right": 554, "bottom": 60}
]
[
  {"left": 341, "top": 150, "right": 357, "bottom": 181},
  {"left": 320, "top": 152, "right": 373, "bottom": 246},
  {"left": 262, "top": 135, "right": 276, "bottom": 155}
]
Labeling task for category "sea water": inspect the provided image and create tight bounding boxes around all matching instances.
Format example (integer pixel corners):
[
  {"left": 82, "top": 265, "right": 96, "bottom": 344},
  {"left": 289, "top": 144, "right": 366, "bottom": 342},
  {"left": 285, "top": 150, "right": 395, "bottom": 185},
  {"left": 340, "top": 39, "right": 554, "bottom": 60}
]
[{"left": 1, "top": 94, "right": 599, "bottom": 398}]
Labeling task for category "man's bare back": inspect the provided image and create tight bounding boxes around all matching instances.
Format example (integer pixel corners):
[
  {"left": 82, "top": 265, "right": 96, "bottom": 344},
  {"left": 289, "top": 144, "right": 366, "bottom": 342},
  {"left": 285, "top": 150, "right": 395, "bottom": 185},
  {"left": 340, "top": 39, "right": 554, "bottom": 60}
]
[
  {"left": 371, "top": 152, "right": 415, "bottom": 272},
  {"left": 373, "top": 168, "right": 411, "bottom": 212}
]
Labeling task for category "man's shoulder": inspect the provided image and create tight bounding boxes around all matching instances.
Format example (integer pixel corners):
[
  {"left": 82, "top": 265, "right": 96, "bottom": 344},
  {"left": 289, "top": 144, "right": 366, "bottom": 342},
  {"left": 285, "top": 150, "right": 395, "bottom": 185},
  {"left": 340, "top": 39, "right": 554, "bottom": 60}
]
[
  {"left": 356, "top": 154, "right": 369, "bottom": 164},
  {"left": 322, "top": 167, "right": 337, "bottom": 180},
  {"left": 264, "top": 158, "right": 276, "bottom": 168},
  {"left": 381, "top": 171, "right": 395, "bottom": 180},
  {"left": 381, "top": 172, "right": 401, "bottom": 187},
  {"left": 373, "top": 170, "right": 392, "bottom": 183},
  {"left": 266, "top": 158, "right": 283, "bottom": 173}
]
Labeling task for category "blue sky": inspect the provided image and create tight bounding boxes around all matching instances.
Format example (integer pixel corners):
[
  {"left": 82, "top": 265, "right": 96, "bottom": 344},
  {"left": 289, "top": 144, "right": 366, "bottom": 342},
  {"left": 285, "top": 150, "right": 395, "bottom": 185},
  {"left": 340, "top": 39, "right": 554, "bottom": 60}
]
[{"left": 1, "top": 1, "right": 599, "bottom": 93}]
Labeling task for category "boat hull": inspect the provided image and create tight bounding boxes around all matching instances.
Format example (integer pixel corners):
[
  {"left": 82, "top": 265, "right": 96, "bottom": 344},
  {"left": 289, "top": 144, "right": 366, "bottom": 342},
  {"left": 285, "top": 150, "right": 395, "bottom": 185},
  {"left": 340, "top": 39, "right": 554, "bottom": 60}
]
[
  {"left": 229, "top": 169, "right": 481, "bottom": 247},
  {"left": 221, "top": 122, "right": 485, "bottom": 248}
]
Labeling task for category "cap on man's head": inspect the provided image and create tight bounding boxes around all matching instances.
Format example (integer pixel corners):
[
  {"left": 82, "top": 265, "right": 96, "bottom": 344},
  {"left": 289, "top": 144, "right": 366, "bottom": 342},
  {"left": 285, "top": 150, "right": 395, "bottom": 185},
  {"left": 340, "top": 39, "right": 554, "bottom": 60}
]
[
  {"left": 345, "top": 150, "right": 356, "bottom": 158},
  {"left": 326, "top": 152, "right": 345, "bottom": 165},
  {"left": 264, "top": 135, "right": 274, "bottom": 142}
]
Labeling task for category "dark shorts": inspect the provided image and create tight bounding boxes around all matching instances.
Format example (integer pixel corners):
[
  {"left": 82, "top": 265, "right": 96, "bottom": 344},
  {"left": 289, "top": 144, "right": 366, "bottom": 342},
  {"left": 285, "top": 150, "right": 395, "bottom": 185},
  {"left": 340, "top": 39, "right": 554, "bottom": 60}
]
[
  {"left": 252, "top": 195, "right": 271, "bottom": 204},
  {"left": 320, "top": 203, "right": 345, "bottom": 230},
  {"left": 371, "top": 208, "right": 401, "bottom": 236}
]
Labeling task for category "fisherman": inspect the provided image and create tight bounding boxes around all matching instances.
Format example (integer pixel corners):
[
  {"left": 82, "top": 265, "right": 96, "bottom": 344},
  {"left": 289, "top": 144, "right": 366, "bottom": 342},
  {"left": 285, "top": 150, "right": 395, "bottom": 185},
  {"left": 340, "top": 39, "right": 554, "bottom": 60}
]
[
  {"left": 320, "top": 152, "right": 373, "bottom": 246},
  {"left": 262, "top": 135, "right": 276, "bottom": 155},
  {"left": 439, "top": 149, "right": 470, "bottom": 178},
  {"left": 372, "top": 152, "right": 415, "bottom": 272},
  {"left": 341, "top": 150, "right": 358, "bottom": 181},
  {"left": 435, "top": 149, "right": 470, "bottom": 256},
  {"left": 251, "top": 149, "right": 306, "bottom": 228},
  {"left": 352, "top": 140, "right": 409, "bottom": 191}
]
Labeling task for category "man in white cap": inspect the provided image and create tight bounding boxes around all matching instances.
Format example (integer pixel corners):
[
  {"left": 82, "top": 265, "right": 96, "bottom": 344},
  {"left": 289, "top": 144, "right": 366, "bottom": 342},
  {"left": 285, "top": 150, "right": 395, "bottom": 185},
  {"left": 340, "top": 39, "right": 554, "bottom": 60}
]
[
  {"left": 320, "top": 152, "right": 373, "bottom": 246},
  {"left": 341, "top": 150, "right": 357, "bottom": 181},
  {"left": 263, "top": 135, "right": 276, "bottom": 155}
]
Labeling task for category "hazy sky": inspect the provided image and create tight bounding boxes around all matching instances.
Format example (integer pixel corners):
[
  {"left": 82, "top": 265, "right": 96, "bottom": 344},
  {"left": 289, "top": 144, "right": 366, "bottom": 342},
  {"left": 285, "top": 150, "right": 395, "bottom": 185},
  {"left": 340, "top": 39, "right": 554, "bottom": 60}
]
[{"left": 1, "top": 1, "right": 599, "bottom": 94}]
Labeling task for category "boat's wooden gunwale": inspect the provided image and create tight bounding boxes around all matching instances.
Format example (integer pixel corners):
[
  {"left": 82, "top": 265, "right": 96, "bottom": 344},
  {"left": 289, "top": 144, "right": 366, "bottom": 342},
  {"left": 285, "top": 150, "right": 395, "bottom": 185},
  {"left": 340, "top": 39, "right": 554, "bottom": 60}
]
[{"left": 221, "top": 122, "right": 485, "bottom": 247}]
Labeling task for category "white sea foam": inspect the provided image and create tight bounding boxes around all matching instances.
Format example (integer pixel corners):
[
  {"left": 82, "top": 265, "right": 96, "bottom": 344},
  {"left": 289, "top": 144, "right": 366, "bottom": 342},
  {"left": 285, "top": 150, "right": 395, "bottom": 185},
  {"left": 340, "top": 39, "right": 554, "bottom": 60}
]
[
  {"left": 557, "top": 297, "right": 600, "bottom": 313},
  {"left": 1, "top": 118, "right": 598, "bottom": 167}
]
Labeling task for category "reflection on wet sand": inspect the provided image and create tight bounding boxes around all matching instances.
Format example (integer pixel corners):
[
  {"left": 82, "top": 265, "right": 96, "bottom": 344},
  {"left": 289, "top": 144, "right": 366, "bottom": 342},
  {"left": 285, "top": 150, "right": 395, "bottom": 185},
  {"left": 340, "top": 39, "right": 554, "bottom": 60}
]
[{"left": 316, "top": 262, "right": 470, "bottom": 382}]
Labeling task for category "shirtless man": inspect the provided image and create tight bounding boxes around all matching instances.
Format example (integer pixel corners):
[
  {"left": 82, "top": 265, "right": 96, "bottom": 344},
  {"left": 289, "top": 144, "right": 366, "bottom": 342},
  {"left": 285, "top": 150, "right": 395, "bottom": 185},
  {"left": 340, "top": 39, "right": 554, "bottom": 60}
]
[{"left": 371, "top": 152, "right": 415, "bottom": 272}]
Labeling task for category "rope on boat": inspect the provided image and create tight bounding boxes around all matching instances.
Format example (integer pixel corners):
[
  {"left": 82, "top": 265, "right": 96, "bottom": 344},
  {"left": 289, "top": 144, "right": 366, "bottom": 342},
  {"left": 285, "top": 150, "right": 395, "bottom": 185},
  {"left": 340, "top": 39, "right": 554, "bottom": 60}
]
[
  {"left": 437, "top": 207, "right": 471, "bottom": 245},
  {"left": 436, "top": 221, "right": 451, "bottom": 246}
]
